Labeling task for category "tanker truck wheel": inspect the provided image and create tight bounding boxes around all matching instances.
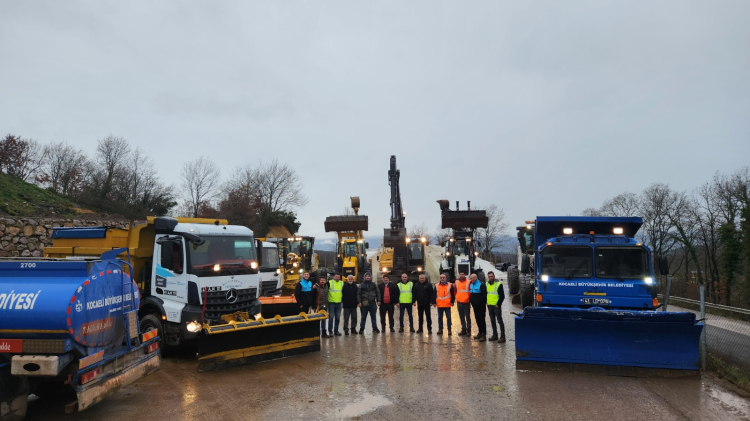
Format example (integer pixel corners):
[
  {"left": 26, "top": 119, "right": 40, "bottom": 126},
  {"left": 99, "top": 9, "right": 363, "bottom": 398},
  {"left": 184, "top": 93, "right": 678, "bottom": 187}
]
[
  {"left": 519, "top": 275, "right": 534, "bottom": 309},
  {"left": 508, "top": 267, "right": 520, "bottom": 295},
  {"left": 139, "top": 314, "right": 167, "bottom": 354},
  {"left": 0, "top": 363, "right": 29, "bottom": 421}
]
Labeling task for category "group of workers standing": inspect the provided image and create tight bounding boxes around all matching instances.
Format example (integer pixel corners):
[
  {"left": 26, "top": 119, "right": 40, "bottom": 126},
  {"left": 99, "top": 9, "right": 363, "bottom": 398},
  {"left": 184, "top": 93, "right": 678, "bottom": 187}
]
[{"left": 294, "top": 269, "right": 506, "bottom": 343}]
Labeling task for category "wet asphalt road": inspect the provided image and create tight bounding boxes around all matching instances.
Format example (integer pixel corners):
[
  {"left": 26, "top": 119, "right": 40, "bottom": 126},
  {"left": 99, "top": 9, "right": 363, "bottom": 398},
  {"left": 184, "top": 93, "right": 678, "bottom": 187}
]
[{"left": 24, "top": 288, "right": 750, "bottom": 421}]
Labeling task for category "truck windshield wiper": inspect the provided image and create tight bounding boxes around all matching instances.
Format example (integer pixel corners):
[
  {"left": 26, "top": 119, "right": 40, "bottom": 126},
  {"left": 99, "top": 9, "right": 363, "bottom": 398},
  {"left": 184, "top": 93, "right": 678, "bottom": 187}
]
[{"left": 565, "top": 261, "right": 588, "bottom": 280}]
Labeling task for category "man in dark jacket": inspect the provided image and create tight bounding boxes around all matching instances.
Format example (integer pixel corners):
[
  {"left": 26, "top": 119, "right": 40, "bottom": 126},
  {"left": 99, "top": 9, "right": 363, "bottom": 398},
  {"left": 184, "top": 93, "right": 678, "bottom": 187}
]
[
  {"left": 378, "top": 274, "right": 398, "bottom": 332},
  {"left": 342, "top": 275, "right": 359, "bottom": 335},
  {"left": 469, "top": 273, "right": 487, "bottom": 342},
  {"left": 413, "top": 274, "right": 435, "bottom": 334},
  {"left": 357, "top": 271, "right": 380, "bottom": 333},
  {"left": 312, "top": 270, "right": 330, "bottom": 337},
  {"left": 294, "top": 271, "right": 314, "bottom": 313}
]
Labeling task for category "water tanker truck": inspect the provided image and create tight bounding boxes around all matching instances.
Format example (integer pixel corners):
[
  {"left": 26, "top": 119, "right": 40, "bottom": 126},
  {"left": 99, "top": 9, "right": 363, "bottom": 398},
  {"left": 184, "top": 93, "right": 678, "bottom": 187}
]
[
  {"left": 0, "top": 249, "right": 160, "bottom": 419},
  {"left": 514, "top": 216, "right": 704, "bottom": 370},
  {"left": 44, "top": 216, "right": 326, "bottom": 372}
]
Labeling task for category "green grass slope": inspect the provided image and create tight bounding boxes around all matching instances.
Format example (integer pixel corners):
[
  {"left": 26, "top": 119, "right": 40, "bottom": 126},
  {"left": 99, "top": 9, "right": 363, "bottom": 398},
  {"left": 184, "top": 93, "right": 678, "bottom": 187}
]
[{"left": 0, "top": 173, "right": 76, "bottom": 216}]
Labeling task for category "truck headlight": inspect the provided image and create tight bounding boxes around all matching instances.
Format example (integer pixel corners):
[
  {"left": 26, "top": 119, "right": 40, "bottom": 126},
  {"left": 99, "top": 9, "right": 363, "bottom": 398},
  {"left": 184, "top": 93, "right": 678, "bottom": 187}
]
[
  {"left": 541, "top": 275, "right": 549, "bottom": 282},
  {"left": 254, "top": 313, "right": 262, "bottom": 320},
  {"left": 417, "top": 267, "right": 422, "bottom": 272},
  {"left": 276, "top": 269, "right": 281, "bottom": 274},
  {"left": 644, "top": 277, "right": 654, "bottom": 285},
  {"left": 186, "top": 321, "right": 201, "bottom": 333},
  {"left": 445, "top": 252, "right": 450, "bottom": 256},
  {"left": 382, "top": 267, "right": 388, "bottom": 272}
]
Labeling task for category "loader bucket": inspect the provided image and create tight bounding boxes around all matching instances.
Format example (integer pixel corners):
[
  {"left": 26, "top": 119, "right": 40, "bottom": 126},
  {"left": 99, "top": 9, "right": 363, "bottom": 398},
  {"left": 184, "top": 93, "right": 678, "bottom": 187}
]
[
  {"left": 383, "top": 228, "right": 407, "bottom": 247},
  {"left": 197, "top": 311, "right": 327, "bottom": 372},
  {"left": 258, "top": 296, "right": 303, "bottom": 318},
  {"left": 440, "top": 210, "right": 488, "bottom": 229},
  {"left": 515, "top": 307, "right": 704, "bottom": 371},
  {"left": 324, "top": 215, "right": 369, "bottom": 232}
]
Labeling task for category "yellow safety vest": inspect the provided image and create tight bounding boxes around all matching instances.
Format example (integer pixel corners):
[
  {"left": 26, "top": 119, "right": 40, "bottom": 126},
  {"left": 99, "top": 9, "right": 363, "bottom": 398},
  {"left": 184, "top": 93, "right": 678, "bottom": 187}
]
[
  {"left": 328, "top": 279, "right": 343, "bottom": 303},
  {"left": 487, "top": 282, "right": 500, "bottom": 306},
  {"left": 398, "top": 281, "right": 413, "bottom": 304}
]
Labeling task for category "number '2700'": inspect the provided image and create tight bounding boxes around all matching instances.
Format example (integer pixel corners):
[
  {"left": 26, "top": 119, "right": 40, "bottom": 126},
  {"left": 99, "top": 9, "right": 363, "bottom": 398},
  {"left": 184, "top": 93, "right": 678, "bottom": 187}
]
[{"left": 20, "top": 263, "right": 36, "bottom": 268}]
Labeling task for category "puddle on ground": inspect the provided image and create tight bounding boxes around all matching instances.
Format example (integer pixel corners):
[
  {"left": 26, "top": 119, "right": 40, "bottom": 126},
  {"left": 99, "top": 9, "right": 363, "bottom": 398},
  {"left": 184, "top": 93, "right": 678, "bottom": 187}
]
[{"left": 338, "top": 393, "right": 392, "bottom": 419}]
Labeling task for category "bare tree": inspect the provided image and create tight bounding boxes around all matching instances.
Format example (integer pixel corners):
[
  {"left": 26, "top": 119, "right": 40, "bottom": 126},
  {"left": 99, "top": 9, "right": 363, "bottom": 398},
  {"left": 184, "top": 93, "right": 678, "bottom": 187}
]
[
  {"left": 638, "top": 183, "right": 681, "bottom": 274},
  {"left": 581, "top": 207, "right": 602, "bottom": 216},
  {"left": 90, "top": 135, "right": 130, "bottom": 200},
  {"left": 600, "top": 192, "right": 640, "bottom": 216},
  {"left": 252, "top": 159, "right": 308, "bottom": 212},
  {"left": 181, "top": 155, "right": 221, "bottom": 218},
  {"left": 0, "top": 135, "right": 47, "bottom": 181},
  {"left": 432, "top": 227, "right": 452, "bottom": 245},
  {"left": 36, "top": 141, "right": 89, "bottom": 196},
  {"left": 475, "top": 204, "right": 509, "bottom": 253},
  {"left": 408, "top": 223, "right": 430, "bottom": 242}
]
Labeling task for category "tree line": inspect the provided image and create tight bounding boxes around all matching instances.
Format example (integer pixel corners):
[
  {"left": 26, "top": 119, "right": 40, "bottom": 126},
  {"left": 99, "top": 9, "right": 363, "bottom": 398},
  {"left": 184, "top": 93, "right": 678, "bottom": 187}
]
[
  {"left": 0, "top": 134, "right": 307, "bottom": 237},
  {"left": 582, "top": 168, "right": 750, "bottom": 308}
]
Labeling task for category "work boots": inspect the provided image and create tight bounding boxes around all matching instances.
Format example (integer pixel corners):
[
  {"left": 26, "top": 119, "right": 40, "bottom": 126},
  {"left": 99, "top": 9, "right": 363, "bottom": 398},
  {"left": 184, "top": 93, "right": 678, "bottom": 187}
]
[
  {"left": 477, "top": 334, "right": 486, "bottom": 342},
  {"left": 498, "top": 334, "right": 506, "bottom": 343},
  {"left": 473, "top": 332, "right": 481, "bottom": 339},
  {"left": 458, "top": 329, "right": 467, "bottom": 336},
  {"left": 436, "top": 329, "right": 443, "bottom": 335},
  {"left": 488, "top": 334, "right": 498, "bottom": 341}
]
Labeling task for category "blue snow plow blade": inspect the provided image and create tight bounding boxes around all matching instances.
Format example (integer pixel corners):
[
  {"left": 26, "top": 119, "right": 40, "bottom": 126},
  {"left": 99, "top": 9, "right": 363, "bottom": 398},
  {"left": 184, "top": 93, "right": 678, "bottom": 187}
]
[{"left": 515, "top": 307, "right": 704, "bottom": 370}]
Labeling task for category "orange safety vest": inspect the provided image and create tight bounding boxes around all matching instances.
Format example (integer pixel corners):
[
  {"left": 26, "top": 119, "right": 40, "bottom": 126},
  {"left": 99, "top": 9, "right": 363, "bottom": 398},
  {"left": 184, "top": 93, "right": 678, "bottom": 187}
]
[
  {"left": 436, "top": 282, "right": 453, "bottom": 308},
  {"left": 455, "top": 279, "right": 470, "bottom": 303}
]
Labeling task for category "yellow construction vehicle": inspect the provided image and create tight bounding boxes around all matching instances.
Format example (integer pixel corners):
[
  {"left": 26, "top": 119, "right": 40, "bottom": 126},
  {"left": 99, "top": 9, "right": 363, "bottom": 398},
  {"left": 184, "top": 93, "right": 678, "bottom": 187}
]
[
  {"left": 45, "top": 216, "right": 326, "bottom": 372},
  {"left": 324, "top": 197, "right": 370, "bottom": 281},
  {"left": 377, "top": 156, "right": 428, "bottom": 282}
]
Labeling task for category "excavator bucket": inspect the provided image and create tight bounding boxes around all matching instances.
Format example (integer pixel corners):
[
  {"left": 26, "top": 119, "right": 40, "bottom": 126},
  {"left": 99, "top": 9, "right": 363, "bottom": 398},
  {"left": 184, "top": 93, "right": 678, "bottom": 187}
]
[
  {"left": 515, "top": 307, "right": 704, "bottom": 371},
  {"left": 197, "top": 311, "right": 327, "bottom": 372},
  {"left": 383, "top": 228, "right": 407, "bottom": 247},
  {"left": 440, "top": 210, "right": 488, "bottom": 229},
  {"left": 324, "top": 215, "right": 369, "bottom": 232}
]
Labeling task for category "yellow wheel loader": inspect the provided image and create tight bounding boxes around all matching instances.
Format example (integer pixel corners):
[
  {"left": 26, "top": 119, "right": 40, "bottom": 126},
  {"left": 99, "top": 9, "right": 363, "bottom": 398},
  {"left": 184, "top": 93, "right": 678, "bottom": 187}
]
[
  {"left": 324, "top": 197, "right": 370, "bottom": 282},
  {"left": 45, "top": 216, "right": 326, "bottom": 372}
]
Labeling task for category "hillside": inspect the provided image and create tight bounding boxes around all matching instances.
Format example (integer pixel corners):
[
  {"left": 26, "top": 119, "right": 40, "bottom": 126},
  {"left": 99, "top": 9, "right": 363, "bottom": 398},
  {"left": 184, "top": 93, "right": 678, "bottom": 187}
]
[{"left": 0, "top": 173, "right": 77, "bottom": 217}]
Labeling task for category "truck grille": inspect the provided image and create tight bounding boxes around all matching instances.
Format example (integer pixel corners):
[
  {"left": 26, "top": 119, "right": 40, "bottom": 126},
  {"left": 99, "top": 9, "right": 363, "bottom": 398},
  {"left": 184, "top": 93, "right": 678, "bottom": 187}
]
[
  {"left": 203, "top": 287, "right": 257, "bottom": 321},
  {"left": 260, "top": 280, "right": 278, "bottom": 296}
]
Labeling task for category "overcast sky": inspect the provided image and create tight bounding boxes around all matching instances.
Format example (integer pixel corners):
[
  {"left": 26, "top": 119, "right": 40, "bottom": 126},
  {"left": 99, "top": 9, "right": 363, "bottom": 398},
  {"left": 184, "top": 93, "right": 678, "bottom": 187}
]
[{"left": 2, "top": 1, "right": 748, "bottom": 245}]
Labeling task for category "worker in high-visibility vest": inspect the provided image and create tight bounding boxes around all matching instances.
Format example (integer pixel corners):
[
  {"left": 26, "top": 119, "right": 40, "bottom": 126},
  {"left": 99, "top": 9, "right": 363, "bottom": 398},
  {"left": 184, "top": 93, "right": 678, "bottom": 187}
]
[
  {"left": 486, "top": 271, "right": 506, "bottom": 343},
  {"left": 396, "top": 273, "right": 415, "bottom": 333},
  {"left": 454, "top": 271, "right": 472, "bottom": 336},
  {"left": 327, "top": 272, "right": 344, "bottom": 337},
  {"left": 433, "top": 273, "right": 456, "bottom": 335}
]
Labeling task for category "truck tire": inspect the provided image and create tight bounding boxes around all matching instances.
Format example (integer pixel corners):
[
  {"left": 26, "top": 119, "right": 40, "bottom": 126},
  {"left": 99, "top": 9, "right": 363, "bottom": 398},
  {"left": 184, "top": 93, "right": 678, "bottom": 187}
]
[
  {"left": 520, "top": 275, "right": 534, "bottom": 309},
  {"left": 475, "top": 269, "right": 486, "bottom": 283},
  {"left": 139, "top": 313, "right": 167, "bottom": 353},
  {"left": 508, "top": 267, "right": 520, "bottom": 295}
]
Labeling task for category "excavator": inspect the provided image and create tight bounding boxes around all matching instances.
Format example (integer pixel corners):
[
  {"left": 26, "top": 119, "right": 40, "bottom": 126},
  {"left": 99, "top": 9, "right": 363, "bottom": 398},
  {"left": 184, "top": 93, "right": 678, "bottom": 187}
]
[
  {"left": 437, "top": 200, "right": 489, "bottom": 282},
  {"left": 324, "top": 197, "right": 370, "bottom": 282},
  {"left": 378, "top": 155, "right": 428, "bottom": 282}
]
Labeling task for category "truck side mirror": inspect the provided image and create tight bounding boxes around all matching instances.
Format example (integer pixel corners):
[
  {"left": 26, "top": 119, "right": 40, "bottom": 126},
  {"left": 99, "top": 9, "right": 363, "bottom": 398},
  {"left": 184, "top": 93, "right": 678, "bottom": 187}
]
[
  {"left": 376, "top": 256, "right": 380, "bottom": 261},
  {"left": 658, "top": 255, "right": 669, "bottom": 276},
  {"left": 365, "top": 242, "right": 370, "bottom": 249}
]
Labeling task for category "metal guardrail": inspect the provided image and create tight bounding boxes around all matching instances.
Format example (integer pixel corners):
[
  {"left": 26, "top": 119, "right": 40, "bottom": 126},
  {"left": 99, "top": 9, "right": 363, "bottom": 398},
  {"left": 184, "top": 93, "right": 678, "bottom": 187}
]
[{"left": 658, "top": 294, "right": 750, "bottom": 317}]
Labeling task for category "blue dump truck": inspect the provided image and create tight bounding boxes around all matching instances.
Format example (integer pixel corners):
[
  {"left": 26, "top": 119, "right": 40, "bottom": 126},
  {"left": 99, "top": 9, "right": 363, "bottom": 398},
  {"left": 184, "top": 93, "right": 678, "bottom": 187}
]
[
  {"left": 514, "top": 216, "right": 704, "bottom": 370},
  {"left": 0, "top": 248, "right": 160, "bottom": 420}
]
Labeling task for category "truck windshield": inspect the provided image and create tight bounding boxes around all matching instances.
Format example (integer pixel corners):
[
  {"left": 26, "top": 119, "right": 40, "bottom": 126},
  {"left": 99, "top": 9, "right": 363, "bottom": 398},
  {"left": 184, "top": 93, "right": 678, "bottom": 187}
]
[
  {"left": 454, "top": 240, "right": 469, "bottom": 256},
  {"left": 260, "top": 246, "right": 280, "bottom": 270},
  {"left": 541, "top": 246, "right": 593, "bottom": 278},
  {"left": 596, "top": 247, "right": 649, "bottom": 279},
  {"left": 188, "top": 236, "right": 257, "bottom": 276},
  {"left": 288, "top": 240, "right": 311, "bottom": 256},
  {"left": 343, "top": 242, "right": 358, "bottom": 257},
  {"left": 408, "top": 243, "right": 424, "bottom": 260}
]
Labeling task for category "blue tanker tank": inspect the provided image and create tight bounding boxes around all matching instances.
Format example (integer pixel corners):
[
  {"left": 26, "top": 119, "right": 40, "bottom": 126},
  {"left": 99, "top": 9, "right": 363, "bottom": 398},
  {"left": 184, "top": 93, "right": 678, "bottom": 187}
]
[{"left": 0, "top": 258, "right": 139, "bottom": 350}]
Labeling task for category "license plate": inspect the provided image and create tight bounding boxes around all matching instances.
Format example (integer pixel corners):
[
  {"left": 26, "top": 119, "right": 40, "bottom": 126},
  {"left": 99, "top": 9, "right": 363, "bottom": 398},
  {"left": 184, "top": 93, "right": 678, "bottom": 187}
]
[
  {"left": 583, "top": 298, "right": 610, "bottom": 305},
  {"left": 0, "top": 339, "right": 23, "bottom": 353}
]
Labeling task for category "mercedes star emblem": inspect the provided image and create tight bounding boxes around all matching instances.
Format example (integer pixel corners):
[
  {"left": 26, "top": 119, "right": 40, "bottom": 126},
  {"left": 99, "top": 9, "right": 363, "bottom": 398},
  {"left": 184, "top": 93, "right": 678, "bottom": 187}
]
[{"left": 226, "top": 288, "right": 239, "bottom": 303}]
